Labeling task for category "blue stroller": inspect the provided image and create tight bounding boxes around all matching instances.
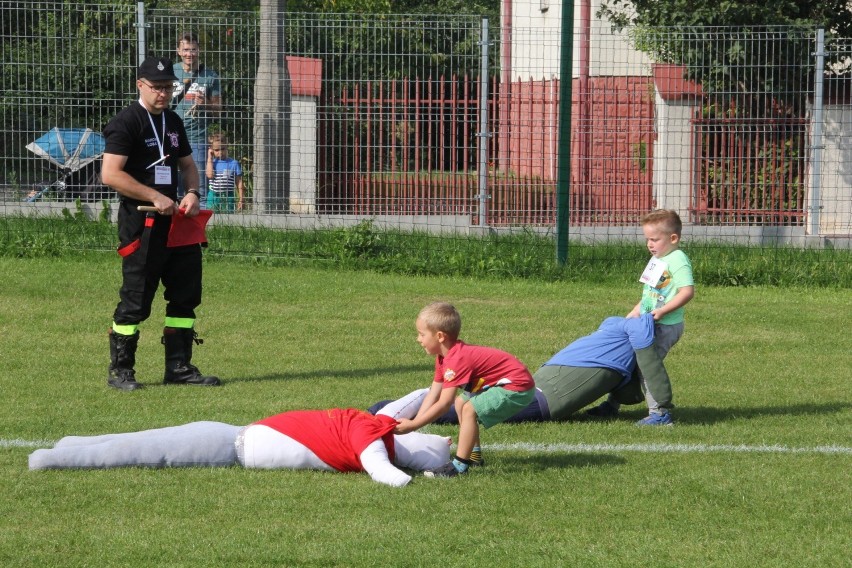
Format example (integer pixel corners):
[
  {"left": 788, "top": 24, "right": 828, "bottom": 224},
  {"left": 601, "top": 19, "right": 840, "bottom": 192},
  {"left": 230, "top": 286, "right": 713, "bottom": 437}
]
[{"left": 24, "top": 127, "right": 110, "bottom": 202}]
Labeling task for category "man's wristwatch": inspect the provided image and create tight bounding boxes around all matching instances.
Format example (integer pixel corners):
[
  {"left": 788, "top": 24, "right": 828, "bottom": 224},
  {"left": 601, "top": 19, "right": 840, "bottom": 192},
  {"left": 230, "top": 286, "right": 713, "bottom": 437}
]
[{"left": 186, "top": 189, "right": 200, "bottom": 197}]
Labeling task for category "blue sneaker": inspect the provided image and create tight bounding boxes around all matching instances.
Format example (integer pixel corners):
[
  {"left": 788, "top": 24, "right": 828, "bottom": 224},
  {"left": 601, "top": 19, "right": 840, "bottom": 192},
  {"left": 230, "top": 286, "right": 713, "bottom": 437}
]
[
  {"left": 636, "top": 411, "right": 674, "bottom": 426},
  {"left": 585, "top": 400, "right": 619, "bottom": 419}
]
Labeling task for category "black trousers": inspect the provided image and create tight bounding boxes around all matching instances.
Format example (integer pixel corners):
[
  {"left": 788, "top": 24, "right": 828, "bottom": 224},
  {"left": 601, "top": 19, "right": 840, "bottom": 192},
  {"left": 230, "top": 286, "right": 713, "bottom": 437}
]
[{"left": 113, "top": 211, "right": 202, "bottom": 326}]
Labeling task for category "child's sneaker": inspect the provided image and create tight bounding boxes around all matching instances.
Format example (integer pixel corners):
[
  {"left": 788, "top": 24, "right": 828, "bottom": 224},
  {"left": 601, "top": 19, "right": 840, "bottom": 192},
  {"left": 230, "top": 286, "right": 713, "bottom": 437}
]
[
  {"left": 469, "top": 455, "right": 485, "bottom": 468},
  {"left": 424, "top": 461, "right": 466, "bottom": 478},
  {"left": 635, "top": 411, "right": 674, "bottom": 426},
  {"left": 585, "top": 400, "right": 619, "bottom": 419}
]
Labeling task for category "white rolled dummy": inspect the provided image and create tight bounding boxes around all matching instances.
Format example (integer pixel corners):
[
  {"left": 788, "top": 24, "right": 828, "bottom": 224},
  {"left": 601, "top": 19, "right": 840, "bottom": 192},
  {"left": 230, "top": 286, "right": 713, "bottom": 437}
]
[
  {"left": 238, "top": 424, "right": 333, "bottom": 472},
  {"left": 377, "top": 388, "right": 452, "bottom": 471},
  {"left": 238, "top": 422, "right": 450, "bottom": 485},
  {"left": 28, "top": 422, "right": 240, "bottom": 470},
  {"left": 359, "top": 440, "right": 412, "bottom": 487},
  {"left": 375, "top": 388, "right": 430, "bottom": 420},
  {"left": 239, "top": 424, "right": 415, "bottom": 487},
  {"left": 238, "top": 389, "right": 450, "bottom": 483},
  {"left": 28, "top": 389, "right": 450, "bottom": 485}
]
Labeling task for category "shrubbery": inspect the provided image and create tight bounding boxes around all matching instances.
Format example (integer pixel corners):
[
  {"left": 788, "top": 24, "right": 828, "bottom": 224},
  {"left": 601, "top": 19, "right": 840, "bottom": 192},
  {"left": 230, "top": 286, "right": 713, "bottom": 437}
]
[{"left": 1, "top": 214, "right": 850, "bottom": 287}]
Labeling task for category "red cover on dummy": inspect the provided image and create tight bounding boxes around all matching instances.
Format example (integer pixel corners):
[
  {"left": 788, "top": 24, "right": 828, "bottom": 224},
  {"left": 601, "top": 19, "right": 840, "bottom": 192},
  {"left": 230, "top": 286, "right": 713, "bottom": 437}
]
[
  {"left": 255, "top": 409, "right": 398, "bottom": 472},
  {"left": 167, "top": 209, "right": 212, "bottom": 247}
]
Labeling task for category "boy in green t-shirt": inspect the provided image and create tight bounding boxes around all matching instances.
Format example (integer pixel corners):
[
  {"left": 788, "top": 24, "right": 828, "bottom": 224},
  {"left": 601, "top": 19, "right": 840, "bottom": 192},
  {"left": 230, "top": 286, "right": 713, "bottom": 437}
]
[{"left": 588, "top": 209, "right": 695, "bottom": 426}]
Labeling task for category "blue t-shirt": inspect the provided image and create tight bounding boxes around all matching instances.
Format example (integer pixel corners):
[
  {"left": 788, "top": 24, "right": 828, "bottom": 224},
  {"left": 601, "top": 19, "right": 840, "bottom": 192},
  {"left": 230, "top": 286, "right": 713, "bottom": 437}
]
[
  {"left": 207, "top": 156, "right": 243, "bottom": 212},
  {"left": 542, "top": 314, "right": 655, "bottom": 381},
  {"left": 209, "top": 157, "right": 242, "bottom": 195}
]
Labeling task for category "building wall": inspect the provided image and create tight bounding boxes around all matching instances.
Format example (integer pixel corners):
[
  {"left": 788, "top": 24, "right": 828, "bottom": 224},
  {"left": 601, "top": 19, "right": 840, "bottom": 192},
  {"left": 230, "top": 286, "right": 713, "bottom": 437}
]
[
  {"left": 812, "top": 104, "right": 852, "bottom": 235},
  {"left": 505, "top": 0, "right": 653, "bottom": 81}
]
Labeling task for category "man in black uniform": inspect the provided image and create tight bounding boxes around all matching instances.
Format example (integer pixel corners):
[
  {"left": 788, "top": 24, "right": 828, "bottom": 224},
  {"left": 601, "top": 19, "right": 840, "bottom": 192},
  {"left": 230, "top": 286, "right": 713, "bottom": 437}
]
[{"left": 101, "top": 56, "right": 220, "bottom": 391}]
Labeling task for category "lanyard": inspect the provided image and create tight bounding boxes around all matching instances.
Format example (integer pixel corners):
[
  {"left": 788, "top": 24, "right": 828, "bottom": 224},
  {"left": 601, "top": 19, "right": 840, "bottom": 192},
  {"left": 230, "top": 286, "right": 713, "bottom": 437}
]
[{"left": 141, "top": 100, "right": 166, "bottom": 160}]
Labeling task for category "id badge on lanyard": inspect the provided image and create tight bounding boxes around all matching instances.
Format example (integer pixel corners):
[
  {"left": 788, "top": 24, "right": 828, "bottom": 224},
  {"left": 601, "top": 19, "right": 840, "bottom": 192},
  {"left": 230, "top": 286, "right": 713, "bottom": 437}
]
[
  {"left": 145, "top": 107, "right": 172, "bottom": 185},
  {"left": 154, "top": 166, "right": 171, "bottom": 185}
]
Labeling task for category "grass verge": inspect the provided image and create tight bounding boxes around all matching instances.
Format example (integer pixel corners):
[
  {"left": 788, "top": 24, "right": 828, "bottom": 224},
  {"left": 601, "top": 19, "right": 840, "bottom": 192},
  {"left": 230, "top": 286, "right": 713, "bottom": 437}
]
[{"left": 0, "top": 256, "right": 849, "bottom": 566}]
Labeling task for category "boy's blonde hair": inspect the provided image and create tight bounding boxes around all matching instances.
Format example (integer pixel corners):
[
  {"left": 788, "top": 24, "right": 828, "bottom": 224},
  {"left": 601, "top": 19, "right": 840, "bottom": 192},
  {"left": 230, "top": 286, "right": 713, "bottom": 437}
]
[
  {"left": 641, "top": 209, "right": 682, "bottom": 237},
  {"left": 417, "top": 302, "right": 461, "bottom": 340},
  {"left": 208, "top": 132, "right": 227, "bottom": 145}
]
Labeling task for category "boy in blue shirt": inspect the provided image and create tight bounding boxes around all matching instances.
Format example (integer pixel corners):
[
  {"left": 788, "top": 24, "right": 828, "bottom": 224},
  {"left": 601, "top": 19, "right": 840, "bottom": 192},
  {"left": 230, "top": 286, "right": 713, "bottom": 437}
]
[{"left": 205, "top": 132, "right": 245, "bottom": 212}]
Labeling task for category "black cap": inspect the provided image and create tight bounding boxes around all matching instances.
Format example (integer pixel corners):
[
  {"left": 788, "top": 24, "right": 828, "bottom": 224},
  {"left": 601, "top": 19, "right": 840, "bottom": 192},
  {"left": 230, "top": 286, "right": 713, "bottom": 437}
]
[{"left": 137, "top": 56, "right": 178, "bottom": 82}]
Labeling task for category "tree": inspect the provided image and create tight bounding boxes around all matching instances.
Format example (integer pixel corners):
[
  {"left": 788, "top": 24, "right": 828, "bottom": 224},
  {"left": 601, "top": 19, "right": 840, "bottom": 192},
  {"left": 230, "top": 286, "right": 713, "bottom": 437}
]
[
  {"left": 1, "top": 1, "right": 141, "bottom": 189},
  {"left": 598, "top": 0, "right": 852, "bottom": 114},
  {"left": 599, "top": 0, "right": 852, "bottom": 35},
  {"left": 597, "top": 1, "right": 852, "bottom": 225}
]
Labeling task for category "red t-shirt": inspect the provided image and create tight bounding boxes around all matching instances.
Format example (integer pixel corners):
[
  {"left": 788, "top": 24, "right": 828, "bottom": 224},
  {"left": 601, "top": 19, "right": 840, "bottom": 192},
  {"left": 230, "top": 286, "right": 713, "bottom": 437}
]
[
  {"left": 255, "top": 409, "right": 397, "bottom": 472},
  {"left": 434, "top": 341, "right": 534, "bottom": 393}
]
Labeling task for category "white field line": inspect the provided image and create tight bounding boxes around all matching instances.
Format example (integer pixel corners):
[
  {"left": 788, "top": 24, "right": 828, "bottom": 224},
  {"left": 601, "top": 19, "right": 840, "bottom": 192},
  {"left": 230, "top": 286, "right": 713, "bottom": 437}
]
[
  {"left": 487, "top": 442, "right": 852, "bottom": 455},
  {"left": 1, "top": 439, "right": 53, "bottom": 449},
  {"left": 4, "top": 437, "right": 850, "bottom": 455}
]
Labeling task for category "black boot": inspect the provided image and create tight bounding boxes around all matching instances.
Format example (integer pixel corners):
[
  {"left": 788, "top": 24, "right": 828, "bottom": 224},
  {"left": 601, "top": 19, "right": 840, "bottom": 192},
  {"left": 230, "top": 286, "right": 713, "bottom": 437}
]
[
  {"left": 162, "top": 327, "right": 221, "bottom": 386},
  {"left": 108, "top": 329, "right": 143, "bottom": 391}
]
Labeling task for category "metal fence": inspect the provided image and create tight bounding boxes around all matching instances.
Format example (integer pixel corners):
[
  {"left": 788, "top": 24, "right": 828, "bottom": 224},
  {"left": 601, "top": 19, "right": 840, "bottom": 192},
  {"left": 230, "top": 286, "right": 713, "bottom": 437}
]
[{"left": 1, "top": 2, "right": 851, "bottom": 251}]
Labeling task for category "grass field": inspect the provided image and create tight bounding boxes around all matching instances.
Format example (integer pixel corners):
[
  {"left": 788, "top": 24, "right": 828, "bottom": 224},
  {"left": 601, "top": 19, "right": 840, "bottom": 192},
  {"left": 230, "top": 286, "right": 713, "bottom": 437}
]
[{"left": 1, "top": 255, "right": 850, "bottom": 567}]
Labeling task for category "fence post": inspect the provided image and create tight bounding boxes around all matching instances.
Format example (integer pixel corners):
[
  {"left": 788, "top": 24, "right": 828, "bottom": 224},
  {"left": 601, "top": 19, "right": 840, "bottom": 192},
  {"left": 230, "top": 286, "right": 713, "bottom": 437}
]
[
  {"left": 135, "top": 1, "right": 147, "bottom": 67},
  {"left": 477, "top": 18, "right": 491, "bottom": 227},
  {"left": 254, "top": 0, "right": 292, "bottom": 213},
  {"left": 555, "top": 0, "right": 575, "bottom": 263},
  {"left": 808, "top": 28, "right": 825, "bottom": 235}
]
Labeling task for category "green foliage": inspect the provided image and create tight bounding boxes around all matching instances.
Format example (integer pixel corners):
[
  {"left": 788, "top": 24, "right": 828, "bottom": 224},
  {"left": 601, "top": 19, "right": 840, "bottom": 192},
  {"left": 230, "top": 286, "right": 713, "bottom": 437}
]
[
  {"left": 0, "top": 1, "right": 137, "bottom": 128},
  {"left": 337, "top": 220, "right": 385, "bottom": 259},
  {"left": 286, "top": 0, "right": 392, "bottom": 11},
  {"left": 598, "top": 1, "right": 852, "bottom": 115},
  {"left": 0, "top": 212, "right": 114, "bottom": 259},
  {"left": 596, "top": 4, "right": 836, "bottom": 226},
  {"left": 0, "top": 1, "right": 138, "bottom": 186},
  {"left": 159, "top": 0, "right": 258, "bottom": 10},
  {"left": 284, "top": 0, "right": 499, "bottom": 19},
  {"left": 599, "top": 0, "right": 852, "bottom": 36},
  {"left": 3, "top": 216, "right": 849, "bottom": 287},
  {"left": 60, "top": 199, "right": 88, "bottom": 223},
  {"left": 632, "top": 140, "right": 648, "bottom": 173}
]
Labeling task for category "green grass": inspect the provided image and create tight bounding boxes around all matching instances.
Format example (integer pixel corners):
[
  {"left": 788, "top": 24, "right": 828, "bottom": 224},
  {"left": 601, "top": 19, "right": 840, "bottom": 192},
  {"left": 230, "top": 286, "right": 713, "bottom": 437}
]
[{"left": 1, "top": 256, "right": 850, "bottom": 567}]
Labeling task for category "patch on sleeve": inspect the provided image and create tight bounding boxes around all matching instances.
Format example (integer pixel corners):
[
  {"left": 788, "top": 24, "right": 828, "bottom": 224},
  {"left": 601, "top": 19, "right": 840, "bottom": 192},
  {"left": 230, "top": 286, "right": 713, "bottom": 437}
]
[{"left": 443, "top": 369, "right": 457, "bottom": 382}]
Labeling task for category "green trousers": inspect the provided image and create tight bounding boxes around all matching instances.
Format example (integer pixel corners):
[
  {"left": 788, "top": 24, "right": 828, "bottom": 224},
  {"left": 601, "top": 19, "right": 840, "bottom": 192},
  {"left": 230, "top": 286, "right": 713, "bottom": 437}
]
[{"left": 534, "top": 365, "right": 644, "bottom": 420}]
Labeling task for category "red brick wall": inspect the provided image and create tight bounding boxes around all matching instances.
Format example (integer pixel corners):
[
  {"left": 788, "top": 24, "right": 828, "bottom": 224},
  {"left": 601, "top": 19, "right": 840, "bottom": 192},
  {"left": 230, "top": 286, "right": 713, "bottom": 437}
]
[{"left": 505, "top": 75, "right": 656, "bottom": 222}]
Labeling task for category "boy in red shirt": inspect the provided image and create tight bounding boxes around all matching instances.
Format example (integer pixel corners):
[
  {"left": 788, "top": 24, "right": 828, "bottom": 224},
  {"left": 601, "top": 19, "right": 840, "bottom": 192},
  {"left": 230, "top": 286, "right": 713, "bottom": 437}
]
[{"left": 394, "top": 302, "right": 535, "bottom": 477}]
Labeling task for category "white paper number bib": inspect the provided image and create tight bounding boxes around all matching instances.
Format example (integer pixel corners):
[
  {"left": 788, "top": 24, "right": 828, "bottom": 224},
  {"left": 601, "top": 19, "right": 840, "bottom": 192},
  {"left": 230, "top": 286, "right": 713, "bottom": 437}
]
[{"left": 639, "top": 257, "right": 667, "bottom": 286}]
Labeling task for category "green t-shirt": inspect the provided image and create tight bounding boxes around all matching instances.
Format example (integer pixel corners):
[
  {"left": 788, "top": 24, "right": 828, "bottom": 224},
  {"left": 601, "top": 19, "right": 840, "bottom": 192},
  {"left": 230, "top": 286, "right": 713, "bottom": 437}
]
[
  {"left": 172, "top": 64, "right": 221, "bottom": 143},
  {"left": 638, "top": 249, "right": 693, "bottom": 325}
]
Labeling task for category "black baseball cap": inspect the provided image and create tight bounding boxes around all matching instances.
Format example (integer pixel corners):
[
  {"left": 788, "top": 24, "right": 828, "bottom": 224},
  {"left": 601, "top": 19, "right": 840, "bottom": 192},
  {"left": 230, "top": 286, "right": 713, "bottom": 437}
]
[{"left": 137, "top": 56, "right": 178, "bottom": 82}]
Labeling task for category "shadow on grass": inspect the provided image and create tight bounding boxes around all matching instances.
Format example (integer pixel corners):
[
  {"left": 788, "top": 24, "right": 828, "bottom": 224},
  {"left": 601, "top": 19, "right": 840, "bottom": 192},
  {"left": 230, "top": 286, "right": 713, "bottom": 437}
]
[
  {"left": 672, "top": 402, "right": 852, "bottom": 425},
  {"left": 226, "top": 364, "right": 431, "bottom": 384},
  {"left": 498, "top": 452, "right": 626, "bottom": 471},
  {"left": 564, "top": 402, "right": 852, "bottom": 425}
]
